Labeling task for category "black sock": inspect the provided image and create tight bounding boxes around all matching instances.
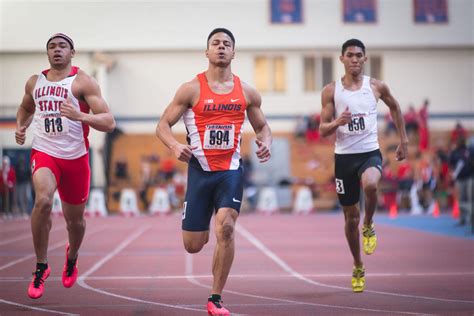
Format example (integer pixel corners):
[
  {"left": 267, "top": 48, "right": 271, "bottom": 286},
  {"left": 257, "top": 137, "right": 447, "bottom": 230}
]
[
  {"left": 36, "top": 262, "right": 48, "bottom": 271},
  {"left": 208, "top": 294, "right": 222, "bottom": 303}
]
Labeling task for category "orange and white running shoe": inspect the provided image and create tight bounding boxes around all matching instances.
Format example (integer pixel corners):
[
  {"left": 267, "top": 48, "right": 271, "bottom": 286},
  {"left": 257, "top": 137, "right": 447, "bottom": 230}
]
[
  {"left": 27, "top": 265, "right": 51, "bottom": 299},
  {"left": 62, "top": 244, "right": 78, "bottom": 288},
  {"left": 207, "top": 299, "right": 230, "bottom": 316}
]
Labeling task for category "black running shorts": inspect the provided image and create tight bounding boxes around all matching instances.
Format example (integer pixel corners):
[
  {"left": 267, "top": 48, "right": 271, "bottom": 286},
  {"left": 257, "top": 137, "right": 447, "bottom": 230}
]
[{"left": 334, "top": 149, "right": 382, "bottom": 206}]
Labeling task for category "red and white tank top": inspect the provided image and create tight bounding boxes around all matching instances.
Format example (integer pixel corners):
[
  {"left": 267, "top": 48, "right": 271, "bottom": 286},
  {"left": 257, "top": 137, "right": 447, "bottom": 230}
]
[
  {"left": 334, "top": 75, "right": 379, "bottom": 154},
  {"left": 32, "top": 66, "right": 90, "bottom": 159},
  {"left": 183, "top": 72, "right": 247, "bottom": 171}
]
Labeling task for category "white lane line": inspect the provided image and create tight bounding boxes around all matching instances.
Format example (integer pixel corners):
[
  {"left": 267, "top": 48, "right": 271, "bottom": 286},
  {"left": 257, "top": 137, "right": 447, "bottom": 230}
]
[
  {"left": 185, "top": 253, "right": 428, "bottom": 315},
  {"left": 0, "top": 227, "right": 106, "bottom": 271},
  {"left": 77, "top": 226, "right": 204, "bottom": 313},
  {"left": 0, "top": 298, "right": 78, "bottom": 315},
  {"left": 0, "top": 227, "right": 62, "bottom": 246},
  {"left": 1, "top": 270, "right": 473, "bottom": 282},
  {"left": 236, "top": 223, "right": 474, "bottom": 305}
]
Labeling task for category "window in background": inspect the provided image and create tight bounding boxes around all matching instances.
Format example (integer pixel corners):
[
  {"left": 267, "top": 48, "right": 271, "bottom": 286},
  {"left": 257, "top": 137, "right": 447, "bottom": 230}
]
[
  {"left": 303, "top": 57, "right": 316, "bottom": 92},
  {"left": 303, "top": 56, "right": 333, "bottom": 91},
  {"left": 364, "top": 55, "right": 382, "bottom": 80},
  {"left": 255, "top": 56, "right": 287, "bottom": 92},
  {"left": 255, "top": 57, "right": 270, "bottom": 92},
  {"left": 322, "top": 57, "right": 333, "bottom": 87}
]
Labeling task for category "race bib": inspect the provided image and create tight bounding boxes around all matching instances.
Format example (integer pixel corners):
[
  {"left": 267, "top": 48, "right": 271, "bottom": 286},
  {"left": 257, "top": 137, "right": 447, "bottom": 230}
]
[
  {"left": 41, "top": 115, "right": 69, "bottom": 137},
  {"left": 203, "top": 124, "right": 235, "bottom": 150},
  {"left": 342, "top": 113, "right": 368, "bottom": 135}
]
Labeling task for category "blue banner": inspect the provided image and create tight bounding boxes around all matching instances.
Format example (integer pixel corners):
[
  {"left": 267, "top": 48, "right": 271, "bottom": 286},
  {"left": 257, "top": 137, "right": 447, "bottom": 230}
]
[
  {"left": 343, "top": 0, "right": 377, "bottom": 23},
  {"left": 414, "top": 0, "right": 448, "bottom": 23},
  {"left": 271, "top": 0, "right": 303, "bottom": 24}
]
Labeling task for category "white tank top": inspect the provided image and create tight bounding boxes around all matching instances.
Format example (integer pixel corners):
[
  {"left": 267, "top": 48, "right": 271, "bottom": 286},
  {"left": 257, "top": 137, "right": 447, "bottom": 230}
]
[
  {"left": 334, "top": 75, "right": 379, "bottom": 154},
  {"left": 32, "top": 67, "right": 90, "bottom": 159}
]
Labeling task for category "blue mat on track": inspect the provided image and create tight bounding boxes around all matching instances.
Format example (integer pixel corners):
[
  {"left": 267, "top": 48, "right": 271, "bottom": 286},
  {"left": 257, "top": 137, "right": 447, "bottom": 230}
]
[{"left": 378, "top": 214, "right": 474, "bottom": 239}]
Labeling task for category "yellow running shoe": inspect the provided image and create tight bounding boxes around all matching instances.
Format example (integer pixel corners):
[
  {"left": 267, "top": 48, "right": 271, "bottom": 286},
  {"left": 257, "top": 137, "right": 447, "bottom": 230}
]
[
  {"left": 362, "top": 222, "right": 377, "bottom": 255},
  {"left": 352, "top": 266, "right": 365, "bottom": 293}
]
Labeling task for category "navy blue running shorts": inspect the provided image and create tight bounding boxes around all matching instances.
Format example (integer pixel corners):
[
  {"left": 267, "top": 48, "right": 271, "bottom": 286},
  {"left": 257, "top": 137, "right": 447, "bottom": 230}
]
[{"left": 182, "top": 163, "right": 243, "bottom": 232}]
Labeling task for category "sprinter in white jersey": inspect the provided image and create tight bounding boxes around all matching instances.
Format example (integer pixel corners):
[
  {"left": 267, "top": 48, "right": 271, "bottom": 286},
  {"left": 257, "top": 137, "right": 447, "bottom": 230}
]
[
  {"left": 15, "top": 33, "right": 116, "bottom": 299},
  {"left": 320, "top": 39, "right": 408, "bottom": 293}
]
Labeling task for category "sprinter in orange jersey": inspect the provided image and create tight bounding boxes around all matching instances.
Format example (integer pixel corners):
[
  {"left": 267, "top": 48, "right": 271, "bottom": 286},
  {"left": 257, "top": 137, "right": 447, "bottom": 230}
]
[{"left": 156, "top": 28, "right": 272, "bottom": 315}]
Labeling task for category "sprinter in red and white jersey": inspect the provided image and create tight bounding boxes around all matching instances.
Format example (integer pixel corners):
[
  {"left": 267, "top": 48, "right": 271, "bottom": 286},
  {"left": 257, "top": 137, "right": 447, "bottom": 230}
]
[
  {"left": 156, "top": 28, "right": 272, "bottom": 315},
  {"left": 15, "top": 33, "right": 115, "bottom": 299}
]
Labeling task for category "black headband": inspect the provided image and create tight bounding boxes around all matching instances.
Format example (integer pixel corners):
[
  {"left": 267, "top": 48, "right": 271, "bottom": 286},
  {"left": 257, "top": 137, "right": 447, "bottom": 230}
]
[{"left": 46, "top": 33, "right": 74, "bottom": 49}]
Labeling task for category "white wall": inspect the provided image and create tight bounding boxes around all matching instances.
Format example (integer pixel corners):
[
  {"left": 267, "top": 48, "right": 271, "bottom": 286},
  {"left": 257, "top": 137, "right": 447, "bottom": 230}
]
[
  {"left": 1, "top": 0, "right": 473, "bottom": 186},
  {"left": 1, "top": 0, "right": 472, "bottom": 51}
]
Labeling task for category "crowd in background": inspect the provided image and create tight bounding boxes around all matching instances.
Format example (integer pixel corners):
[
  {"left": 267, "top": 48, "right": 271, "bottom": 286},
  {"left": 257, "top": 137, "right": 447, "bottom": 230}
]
[
  {"left": 293, "top": 99, "right": 473, "bottom": 228},
  {"left": 2, "top": 99, "right": 473, "bottom": 229}
]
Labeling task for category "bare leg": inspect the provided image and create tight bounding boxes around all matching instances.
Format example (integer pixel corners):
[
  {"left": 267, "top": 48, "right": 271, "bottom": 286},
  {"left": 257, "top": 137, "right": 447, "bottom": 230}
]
[
  {"left": 30, "top": 168, "right": 57, "bottom": 263},
  {"left": 343, "top": 204, "right": 363, "bottom": 267},
  {"left": 361, "top": 167, "right": 382, "bottom": 226},
  {"left": 182, "top": 230, "right": 209, "bottom": 254},
  {"left": 62, "top": 201, "right": 87, "bottom": 260},
  {"left": 211, "top": 208, "right": 238, "bottom": 295}
]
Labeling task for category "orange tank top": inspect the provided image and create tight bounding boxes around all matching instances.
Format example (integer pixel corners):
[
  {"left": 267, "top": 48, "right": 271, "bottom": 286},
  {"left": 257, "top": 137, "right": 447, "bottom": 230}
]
[{"left": 182, "top": 72, "right": 247, "bottom": 171}]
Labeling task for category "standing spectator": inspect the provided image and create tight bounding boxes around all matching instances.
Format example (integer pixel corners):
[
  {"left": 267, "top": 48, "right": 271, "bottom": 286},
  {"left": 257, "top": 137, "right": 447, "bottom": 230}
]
[
  {"left": 449, "top": 138, "right": 473, "bottom": 226},
  {"left": 305, "top": 113, "right": 320, "bottom": 143},
  {"left": 294, "top": 115, "right": 308, "bottom": 142},
  {"left": 1, "top": 155, "right": 17, "bottom": 218},
  {"left": 383, "top": 112, "right": 396, "bottom": 136},
  {"left": 449, "top": 122, "right": 467, "bottom": 149},
  {"left": 417, "top": 99, "right": 430, "bottom": 152},
  {"left": 15, "top": 153, "right": 32, "bottom": 216},
  {"left": 403, "top": 104, "right": 419, "bottom": 137}
]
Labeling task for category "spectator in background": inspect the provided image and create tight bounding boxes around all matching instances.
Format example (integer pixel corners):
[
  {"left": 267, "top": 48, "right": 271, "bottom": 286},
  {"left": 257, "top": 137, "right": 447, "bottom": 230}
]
[
  {"left": 14, "top": 154, "right": 32, "bottom": 216},
  {"left": 417, "top": 153, "right": 437, "bottom": 212},
  {"left": 159, "top": 152, "right": 177, "bottom": 182},
  {"left": 396, "top": 159, "right": 414, "bottom": 211},
  {"left": 403, "top": 104, "right": 419, "bottom": 136},
  {"left": 449, "top": 121, "right": 467, "bottom": 149},
  {"left": 417, "top": 99, "right": 430, "bottom": 152},
  {"left": 114, "top": 155, "right": 129, "bottom": 183},
  {"left": 305, "top": 113, "right": 320, "bottom": 143},
  {"left": 139, "top": 156, "right": 153, "bottom": 210},
  {"left": 294, "top": 115, "right": 308, "bottom": 142},
  {"left": 449, "top": 137, "right": 473, "bottom": 226},
  {"left": 1, "top": 155, "right": 17, "bottom": 218},
  {"left": 383, "top": 112, "right": 397, "bottom": 136}
]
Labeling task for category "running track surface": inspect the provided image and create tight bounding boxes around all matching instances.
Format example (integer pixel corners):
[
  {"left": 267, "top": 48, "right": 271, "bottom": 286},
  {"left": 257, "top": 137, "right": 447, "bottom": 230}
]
[{"left": 1, "top": 213, "right": 473, "bottom": 315}]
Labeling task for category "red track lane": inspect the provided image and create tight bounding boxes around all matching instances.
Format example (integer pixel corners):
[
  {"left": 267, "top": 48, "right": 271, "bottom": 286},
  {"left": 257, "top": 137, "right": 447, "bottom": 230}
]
[{"left": 0, "top": 214, "right": 473, "bottom": 315}]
